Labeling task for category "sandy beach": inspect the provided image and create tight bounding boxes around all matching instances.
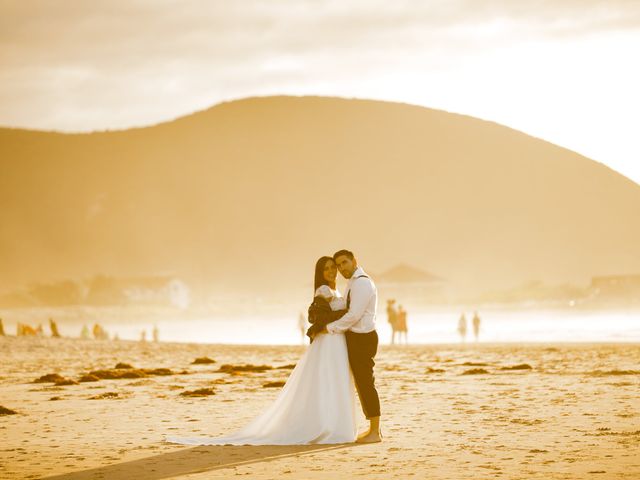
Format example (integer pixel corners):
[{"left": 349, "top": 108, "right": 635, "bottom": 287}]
[{"left": 1, "top": 336, "right": 639, "bottom": 479}]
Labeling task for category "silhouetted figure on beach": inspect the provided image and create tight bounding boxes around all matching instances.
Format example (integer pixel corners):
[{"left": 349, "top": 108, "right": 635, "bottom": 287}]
[
  {"left": 49, "top": 318, "right": 61, "bottom": 338},
  {"left": 472, "top": 311, "right": 481, "bottom": 342},
  {"left": 397, "top": 305, "right": 408, "bottom": 345},
  {"left": 152, "top": 325, "right": 159, "bottom": 342},
  {"left": 17, "top": 323, "right": 39, "bottom": 336},
  {"left": 0, "top": 318, "right": 5, "bottom": 336},
  {"left": 140, "top": 330, "right": 147, "bottom": 342},
  {"left": 457, "top": 314, "right": 467, "bottom": 342},
  {"left": 92, "top": 324, "right": 108, "bottom": 340},
  {"left": 298, "top": 312, "right": 307, "bottom": 344},
  {"left": 386, "top": 299, "right": 398, "bottom": 344},
  {"left": 80, "top": 325, "right": 90, "bottom": 339}
]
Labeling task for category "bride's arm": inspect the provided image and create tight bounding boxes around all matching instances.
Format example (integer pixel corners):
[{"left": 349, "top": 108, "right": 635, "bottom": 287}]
[
  {"left": 307, "top": 287, "right": 339, "bottom": 325},
  {"left": 307, "top": 297, "right": 347, "bottom": 339}
]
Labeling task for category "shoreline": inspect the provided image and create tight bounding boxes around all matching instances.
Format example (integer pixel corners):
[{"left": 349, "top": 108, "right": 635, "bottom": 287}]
[{"left": 2, "top": 335, "right": 640, "bottom": 348}]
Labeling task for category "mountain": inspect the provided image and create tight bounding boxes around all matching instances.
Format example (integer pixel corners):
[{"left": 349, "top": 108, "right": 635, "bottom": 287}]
[
  {"left": 1, "top": 96, "right": 639, "bottom": 300},
  {"left": 377, "top": 264, "right": 443, "bottom": 284}
]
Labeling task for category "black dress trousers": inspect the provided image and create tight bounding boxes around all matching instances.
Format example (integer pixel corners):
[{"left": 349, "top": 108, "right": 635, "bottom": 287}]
[{"left": 345, "top": 329, "right": 381, "bottom": 419}]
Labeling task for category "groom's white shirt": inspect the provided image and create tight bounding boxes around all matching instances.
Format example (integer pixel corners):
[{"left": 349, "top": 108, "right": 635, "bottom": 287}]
[{"left": 326, "top": 266, "right": 377, "bottom": 334}]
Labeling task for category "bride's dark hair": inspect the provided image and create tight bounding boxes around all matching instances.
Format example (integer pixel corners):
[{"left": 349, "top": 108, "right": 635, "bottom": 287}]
[{"left": 314, "top": 256, "right": 334, "bottom": 294}]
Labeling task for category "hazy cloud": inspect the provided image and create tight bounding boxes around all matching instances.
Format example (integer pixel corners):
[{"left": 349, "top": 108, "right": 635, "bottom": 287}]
[{"left": 2, "top": 0, "right": 639, "bottom": 129}]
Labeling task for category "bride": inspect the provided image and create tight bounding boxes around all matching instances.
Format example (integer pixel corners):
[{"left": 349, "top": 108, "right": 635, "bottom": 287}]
[{"left": 166, "top": 256, "right": 358, "bottom": 445}]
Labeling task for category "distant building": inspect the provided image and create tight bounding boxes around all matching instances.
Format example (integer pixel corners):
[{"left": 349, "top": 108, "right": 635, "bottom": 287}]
[
  {"left": 123, "top": 277, "right": 191, "bottom": 309},
  {"left": 0, "top": 274, "right": 193, "bottom": 308}
]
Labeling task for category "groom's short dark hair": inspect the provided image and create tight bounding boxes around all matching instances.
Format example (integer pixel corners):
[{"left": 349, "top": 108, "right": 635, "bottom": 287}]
[{"left": 333, "top": 249, "right": 355, "bottom": 261}]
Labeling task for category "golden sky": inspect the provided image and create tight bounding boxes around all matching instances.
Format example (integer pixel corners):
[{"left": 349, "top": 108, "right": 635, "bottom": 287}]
[{"left": 1, "top": 0, "right": 639, "bottom": 184}]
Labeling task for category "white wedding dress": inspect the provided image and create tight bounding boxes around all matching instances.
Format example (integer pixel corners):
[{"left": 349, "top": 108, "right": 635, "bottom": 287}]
[{"left": 166, "top": 286, "right": 357, "bottom": 445}]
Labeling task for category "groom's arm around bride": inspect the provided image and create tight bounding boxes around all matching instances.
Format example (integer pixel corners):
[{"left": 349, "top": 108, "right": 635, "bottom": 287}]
[{"left": 306, "top": 296, "right": 347, "bottom": 342}]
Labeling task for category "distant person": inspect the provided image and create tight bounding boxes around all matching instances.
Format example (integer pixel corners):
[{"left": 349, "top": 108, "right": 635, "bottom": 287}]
[
  {"left": 18, "top": 323, "right": 41, "bottom": 336},
  {"left": 93, "top": 324, "right": 108, "bottom": 340},
  {"left": 386, "top": 299, "right": 398, "bottom": 344},
  {"left": 397, "top": 305, "right": 408, "bottom": 345},
  {"left": 0, "top": 318, "right": 5, "bottom": 336},
  {"left": 49, "top": 318, "right": 61, "bottom": 338},
  {"left": 472, "top": 311, "right": 481, "bottom": 342},
  {"left": 140, "top": 329, "right": 147, "bottom": 342},
  {"left": 298, "top": 312, "right": 307, "bottom": 344},
  {"left": 152, "top": 325, "right": 159, "bottom": 342},
  {"left": 457, "top": 314, "right": 467, "bottom": 342},
  {"left": 35, "top": 324, "right": 44, "bottom": 336},
  {"left": 80, "top": 325, "right": 90, "bottom": 339}
]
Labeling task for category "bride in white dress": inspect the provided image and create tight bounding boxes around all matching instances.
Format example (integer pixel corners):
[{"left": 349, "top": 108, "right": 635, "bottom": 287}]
[{"left": 166, "top": 256, "right": 358, "bottom": 445}]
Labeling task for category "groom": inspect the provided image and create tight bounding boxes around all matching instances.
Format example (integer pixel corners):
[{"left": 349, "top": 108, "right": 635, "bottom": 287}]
[{"left": 322, "top": 249, "right": 382, "bottom": 443}]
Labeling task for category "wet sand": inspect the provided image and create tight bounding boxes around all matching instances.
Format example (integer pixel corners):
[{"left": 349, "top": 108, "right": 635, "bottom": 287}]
[{"left": 1, "top": 336, "right": 639, "bottom": 479}]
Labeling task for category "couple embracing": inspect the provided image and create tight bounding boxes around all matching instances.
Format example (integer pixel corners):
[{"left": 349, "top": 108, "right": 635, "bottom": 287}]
[{"left": 167, "top": 249, "right": 382, "bottom": 445}]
